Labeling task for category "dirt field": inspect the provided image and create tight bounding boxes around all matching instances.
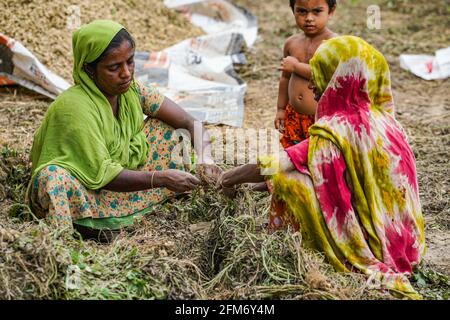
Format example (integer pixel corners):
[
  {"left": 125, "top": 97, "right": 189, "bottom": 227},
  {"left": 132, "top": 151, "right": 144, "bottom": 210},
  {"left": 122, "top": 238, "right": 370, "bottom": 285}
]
[{"left": 0, "top": 0, "right": 449, "bottom": 299}]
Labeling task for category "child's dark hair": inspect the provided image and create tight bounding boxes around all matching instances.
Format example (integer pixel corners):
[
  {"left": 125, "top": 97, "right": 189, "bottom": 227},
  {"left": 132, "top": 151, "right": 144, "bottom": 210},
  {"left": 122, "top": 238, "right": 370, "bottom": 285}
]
[
  {"left": 289, "top": 0, "right": 337, "bottom": 12},
  {"left": 87, "top": 28, "right": 135, "bottom": 70}
]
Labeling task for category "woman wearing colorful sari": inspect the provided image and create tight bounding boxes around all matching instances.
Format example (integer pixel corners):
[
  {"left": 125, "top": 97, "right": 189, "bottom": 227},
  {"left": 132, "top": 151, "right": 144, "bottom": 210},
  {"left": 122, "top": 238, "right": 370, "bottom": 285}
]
[
  {"left": 28, "top": 20, "right": 221, "bottom": 238},
  {"left": 219, "top": 36, "right": 425, "bottom": 298}
]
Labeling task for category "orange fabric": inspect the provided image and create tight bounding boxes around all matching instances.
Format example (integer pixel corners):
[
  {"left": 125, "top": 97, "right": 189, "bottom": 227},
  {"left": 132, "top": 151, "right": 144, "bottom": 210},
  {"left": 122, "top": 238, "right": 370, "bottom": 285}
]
[{"left": 280, "top": 103, "right": 315, "bottom": 149}]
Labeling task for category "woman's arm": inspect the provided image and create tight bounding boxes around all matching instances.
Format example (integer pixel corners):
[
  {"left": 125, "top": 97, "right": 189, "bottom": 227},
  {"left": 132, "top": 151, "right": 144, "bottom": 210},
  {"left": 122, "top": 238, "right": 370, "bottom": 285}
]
[
  {"left": 154, "top": 97, "right": 196, "bottom": 137},
  {"left": 136, "top": 80, "right": 214, "bottom": 164},
  {"left": 155, "top": 97, "right": 215, "bottom": 165},
  {"left": 136, "top": 81, "right": 221, "bottom": 181},
  {"left": 103, "top": 168, "right": 201, "bottom": 193}
]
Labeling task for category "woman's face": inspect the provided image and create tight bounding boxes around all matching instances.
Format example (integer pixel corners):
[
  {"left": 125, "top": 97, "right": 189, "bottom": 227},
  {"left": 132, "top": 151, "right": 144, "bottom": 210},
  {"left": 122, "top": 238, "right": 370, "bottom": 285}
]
[{"left": 90, "top": 40, "right": 135, "bottom": 97}]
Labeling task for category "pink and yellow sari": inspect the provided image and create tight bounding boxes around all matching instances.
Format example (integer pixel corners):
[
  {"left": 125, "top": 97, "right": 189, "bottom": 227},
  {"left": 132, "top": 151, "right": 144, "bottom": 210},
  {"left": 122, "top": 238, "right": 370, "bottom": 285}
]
[{"left": 267, "top": 36, "right": 425, "bottom": 299}]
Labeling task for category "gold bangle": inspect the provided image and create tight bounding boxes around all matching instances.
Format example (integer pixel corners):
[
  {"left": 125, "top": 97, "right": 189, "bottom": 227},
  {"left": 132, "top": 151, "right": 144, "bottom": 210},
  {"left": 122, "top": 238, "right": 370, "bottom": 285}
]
[{"left": 150, "top": 171, "right": 156, "bottom": 189}]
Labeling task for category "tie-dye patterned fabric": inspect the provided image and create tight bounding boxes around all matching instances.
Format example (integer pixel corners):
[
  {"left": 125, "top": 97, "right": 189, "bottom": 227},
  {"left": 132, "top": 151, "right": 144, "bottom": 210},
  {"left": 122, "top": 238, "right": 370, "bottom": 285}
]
[{"left": 270, "top": 36, "right": 425, "bottom": 299}]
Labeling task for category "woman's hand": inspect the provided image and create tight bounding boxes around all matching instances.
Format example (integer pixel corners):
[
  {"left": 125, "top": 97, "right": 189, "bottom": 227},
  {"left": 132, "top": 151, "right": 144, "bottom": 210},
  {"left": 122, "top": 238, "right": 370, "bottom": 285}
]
[
  {"left": 217, "top": 170, "right": 237, "bottom": 198},
  {"left": 158, "top": 169, "right": 201, "bottom": 193}
]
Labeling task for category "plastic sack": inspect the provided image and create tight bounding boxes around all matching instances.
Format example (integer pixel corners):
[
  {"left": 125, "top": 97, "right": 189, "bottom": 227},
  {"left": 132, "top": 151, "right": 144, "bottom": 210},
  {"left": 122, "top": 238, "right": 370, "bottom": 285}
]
[
  {"left": 164, "top": 0, "right": 258, "bottom": 48},
  {"left": 134, "top": 0, "right": 257, "bottom": 127},
  {"left": 0, "top": 33, "right": 70, "bottom": 99},
  {"left": 135, "top": 32, "right": 247, "bottom": 126},
  {"left": 400, "top": 47, "right": 450, "bottom": 81}
]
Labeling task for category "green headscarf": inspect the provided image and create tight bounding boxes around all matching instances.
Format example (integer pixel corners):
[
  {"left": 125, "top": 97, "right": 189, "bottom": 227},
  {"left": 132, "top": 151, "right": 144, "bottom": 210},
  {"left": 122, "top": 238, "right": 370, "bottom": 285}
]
[{"left": 29, "top": 20, "right": 149, "bottom": 191}]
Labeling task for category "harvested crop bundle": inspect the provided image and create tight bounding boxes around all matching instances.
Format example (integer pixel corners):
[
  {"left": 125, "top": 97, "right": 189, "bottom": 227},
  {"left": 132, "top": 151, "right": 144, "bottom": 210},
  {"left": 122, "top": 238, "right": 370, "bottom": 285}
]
[{"left": 196, "top": 164, "right": 222, "bottom": 188}]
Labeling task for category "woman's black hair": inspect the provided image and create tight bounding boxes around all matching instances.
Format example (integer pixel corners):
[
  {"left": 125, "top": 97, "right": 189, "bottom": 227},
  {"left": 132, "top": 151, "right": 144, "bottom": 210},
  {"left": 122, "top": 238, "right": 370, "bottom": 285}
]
[
  {"left": 289, "top": 0, "right": 337, "bottom": 12},
  {"left": 87, "top": 28, "right": 135, "bottom": 70}
]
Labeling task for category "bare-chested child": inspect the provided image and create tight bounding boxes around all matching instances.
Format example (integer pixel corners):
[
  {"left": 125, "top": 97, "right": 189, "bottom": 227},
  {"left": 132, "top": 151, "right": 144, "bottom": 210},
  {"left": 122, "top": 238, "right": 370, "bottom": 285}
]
[
  {"left": 219, "top": 0, "right": 338, "bottom": 196},
  {"left": 275, "top": 0, "right": 337, "bottom": 148}
]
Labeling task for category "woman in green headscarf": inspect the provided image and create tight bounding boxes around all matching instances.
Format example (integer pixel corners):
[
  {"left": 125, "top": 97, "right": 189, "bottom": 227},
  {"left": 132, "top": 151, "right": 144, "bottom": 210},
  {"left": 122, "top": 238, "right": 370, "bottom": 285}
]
[{"left": 28, "top": 20, "right": 220, "bottom": 237}]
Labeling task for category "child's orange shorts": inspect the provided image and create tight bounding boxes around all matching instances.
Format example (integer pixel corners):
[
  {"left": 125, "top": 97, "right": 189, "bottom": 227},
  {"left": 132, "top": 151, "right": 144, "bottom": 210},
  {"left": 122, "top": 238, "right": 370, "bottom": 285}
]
[{"left": 279, "top": 103, "right": 315, "bottom": 149}]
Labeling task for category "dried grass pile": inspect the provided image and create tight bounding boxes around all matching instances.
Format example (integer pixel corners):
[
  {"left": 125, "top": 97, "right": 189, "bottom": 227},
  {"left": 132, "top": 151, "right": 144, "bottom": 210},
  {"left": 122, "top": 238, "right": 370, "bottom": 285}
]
[
  {"left": 0, "top": 0, "right": 203, "bottom": 82},
  {"left": 0, "top": 220, "right": 208, "bottom": 299},
  {"left": 0, "top": 146, "right": 390, "bottom": 300},
  {"left": 148, "top": 187, "right": 390, "bottom": 300},
  {"left": 0, "top": 223, "right": 71, "bottom": 299}
]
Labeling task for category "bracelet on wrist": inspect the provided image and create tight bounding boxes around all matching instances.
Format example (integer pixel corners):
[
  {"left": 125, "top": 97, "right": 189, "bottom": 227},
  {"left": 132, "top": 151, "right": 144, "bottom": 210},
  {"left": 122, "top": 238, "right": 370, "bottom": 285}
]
[{"left": 150, "top": 171, "right": 156, "bottom": 189}]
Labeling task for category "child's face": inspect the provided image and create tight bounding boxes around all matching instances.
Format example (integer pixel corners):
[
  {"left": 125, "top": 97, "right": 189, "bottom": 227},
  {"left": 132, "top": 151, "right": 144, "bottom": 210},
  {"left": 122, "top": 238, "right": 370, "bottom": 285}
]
[{"left": 293, "top": 0, "right": 335, "bottom": 36}]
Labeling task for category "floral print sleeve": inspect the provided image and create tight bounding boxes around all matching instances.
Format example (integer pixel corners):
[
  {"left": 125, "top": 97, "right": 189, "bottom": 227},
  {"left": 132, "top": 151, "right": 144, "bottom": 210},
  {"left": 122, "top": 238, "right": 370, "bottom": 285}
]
[{"left": 135, "top": 80, "right": 165, "bottom": 117}]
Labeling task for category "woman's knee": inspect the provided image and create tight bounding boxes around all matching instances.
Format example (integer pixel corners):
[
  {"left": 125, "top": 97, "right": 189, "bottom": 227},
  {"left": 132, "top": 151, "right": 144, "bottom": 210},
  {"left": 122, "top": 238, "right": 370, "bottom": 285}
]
[
  {"left": 35, "top": 165, "right": 80, "bottom": 191},
  {"left": 39, "top": 165, "right": 72, "bottom": 178}
]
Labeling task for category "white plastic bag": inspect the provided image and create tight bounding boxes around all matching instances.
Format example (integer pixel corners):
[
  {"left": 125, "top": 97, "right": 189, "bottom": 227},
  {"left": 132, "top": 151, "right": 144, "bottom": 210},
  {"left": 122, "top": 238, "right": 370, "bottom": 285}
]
[
  {"left": 0, "top": 33, "right": 70, "bottom": 99},
  {"left": 164, "top": 0, "right": 258, "bottom": 48},
  {"left": 400, "top": 47, "right": 450, "bottom": 81},
  {"left": 135, "top": 32, "right": 247, "bottom": 126},
  {"left": 135, "top": 0, "right": 257, "bottom": 127}
]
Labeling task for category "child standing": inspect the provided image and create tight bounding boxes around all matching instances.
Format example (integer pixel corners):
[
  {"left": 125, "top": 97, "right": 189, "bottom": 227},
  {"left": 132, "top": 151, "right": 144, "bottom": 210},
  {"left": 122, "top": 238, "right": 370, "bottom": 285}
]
[{"left": 275, "top": 0, "right": 337, "bottom": 148}]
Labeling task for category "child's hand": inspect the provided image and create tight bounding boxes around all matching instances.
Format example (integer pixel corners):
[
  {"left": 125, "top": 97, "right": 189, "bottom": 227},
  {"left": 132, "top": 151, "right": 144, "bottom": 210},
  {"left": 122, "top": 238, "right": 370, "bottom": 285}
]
[
  {"left": 274, "top": 109, "right": 286, "bottom": 133},
  {"left": 279, "top": 56, "right": 299, "bottom": 73}
]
